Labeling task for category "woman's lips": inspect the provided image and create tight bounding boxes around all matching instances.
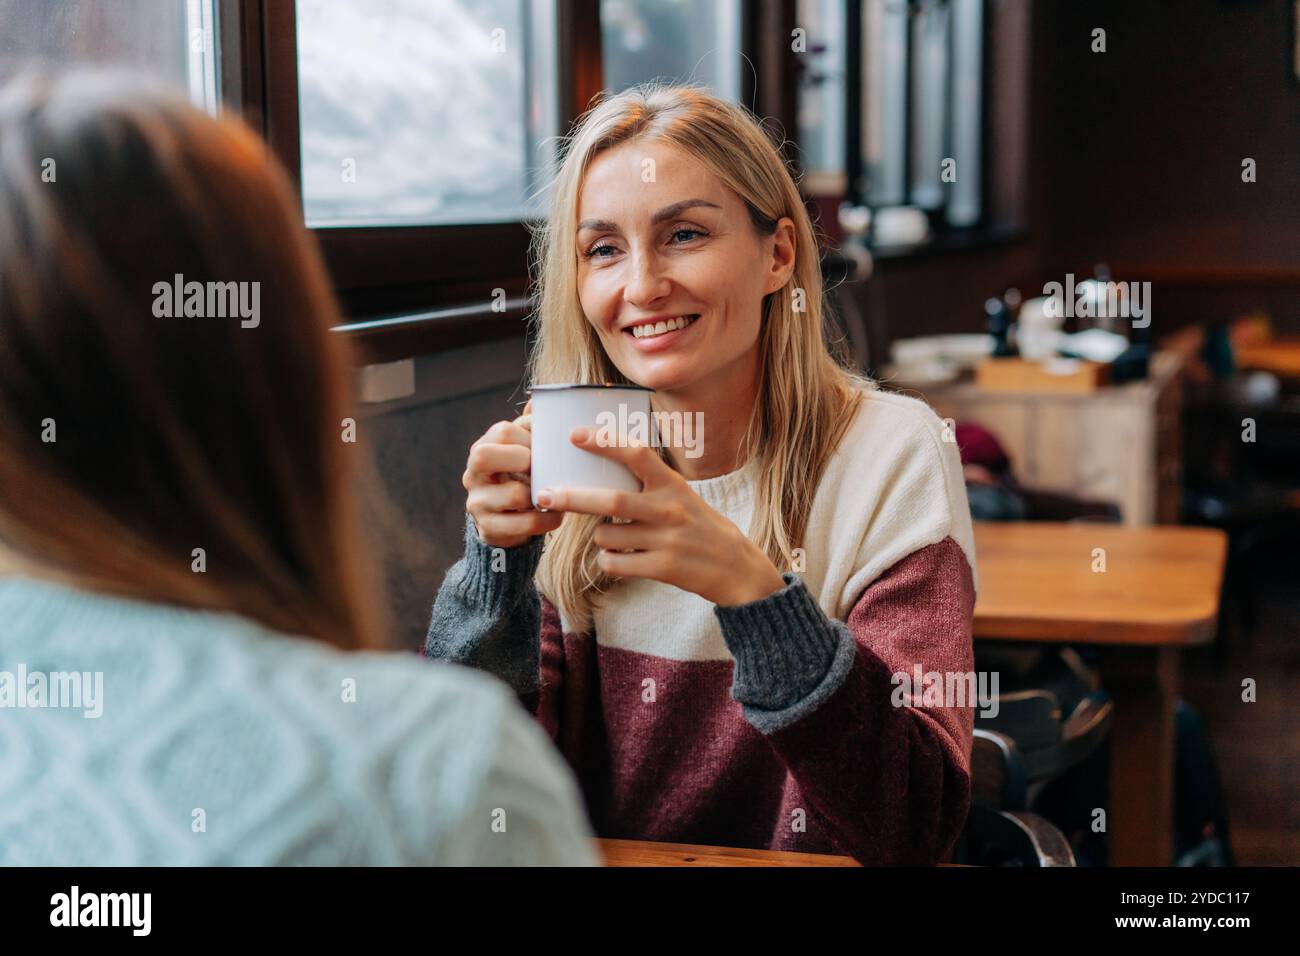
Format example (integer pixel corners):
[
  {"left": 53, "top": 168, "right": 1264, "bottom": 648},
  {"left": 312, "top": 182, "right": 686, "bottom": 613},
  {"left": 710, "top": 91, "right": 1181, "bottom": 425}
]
[{"left": 623, "top": 315, "right": 700, "bottom": 353}]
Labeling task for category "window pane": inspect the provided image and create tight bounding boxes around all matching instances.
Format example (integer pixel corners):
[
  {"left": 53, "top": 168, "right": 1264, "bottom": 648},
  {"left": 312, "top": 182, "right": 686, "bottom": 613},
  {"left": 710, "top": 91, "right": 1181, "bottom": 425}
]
[
  {"left": 863, "top": 0, "right": 907, "bottom": 206},
  {"left": 909, "top": 0, "right": 949, "bottom": 210},
  {"left": 795, "top": 0, "right": 847, "bottom": 182},
  {"left": 0, "top": 0, "right": 219, "bottom": 112},
  {"left": 948, "top": 0, "right": 983, "bottom": 227},
  {"left": 601, "top": 0, "right": 743, "bottom": 101},
  {"left": 296, "top": 0, "right": 559, "bottom": 229}
]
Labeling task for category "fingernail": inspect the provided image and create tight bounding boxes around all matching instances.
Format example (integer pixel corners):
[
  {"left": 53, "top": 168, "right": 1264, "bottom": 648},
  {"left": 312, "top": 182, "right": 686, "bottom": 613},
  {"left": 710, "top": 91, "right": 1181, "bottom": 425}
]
[
  {"left": 571, "top": 427, "right": 589, "bottom": 443},
  {"left": 537, "top": 488, "right": 553, "bottom": 507}
]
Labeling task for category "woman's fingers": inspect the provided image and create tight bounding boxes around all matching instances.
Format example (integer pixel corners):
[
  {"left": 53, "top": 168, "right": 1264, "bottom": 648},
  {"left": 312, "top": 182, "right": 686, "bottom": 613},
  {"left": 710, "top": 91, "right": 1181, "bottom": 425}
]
[
  {"left": 570, "top": 427, "right": 675, "bottom": 486},
  {"left": 476, "top": 509, "right": 562, "bottom": 541},
  {"left": 593, "top": 520, "right": 661, "bottom": 552},
  {"left": 537, "top": 486, "right": 661, "bottom": 522},
  {"left": 464, "top": 441, "right": 530, "bottom": 484},
  {"left": 463, "top": 410, "right": 556, "bottom": 546},
  {"left": 468, "top": 479, "right": 533, "bottom": 514},
  {"left": 476, "top": 418, "right": 532, "bottom": 449},
  {"left": 595, "top": 547, "right": 666, "bottom": 580}
]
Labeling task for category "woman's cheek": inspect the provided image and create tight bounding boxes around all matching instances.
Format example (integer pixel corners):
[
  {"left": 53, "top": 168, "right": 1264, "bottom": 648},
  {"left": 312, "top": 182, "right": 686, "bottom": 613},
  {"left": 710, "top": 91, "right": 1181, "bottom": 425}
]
[
  {"left": 584, "top": 270, "right": 621, "bottom": 316},
  {"left": 690, "top": 246, "right": 749, "bottom": 305}
]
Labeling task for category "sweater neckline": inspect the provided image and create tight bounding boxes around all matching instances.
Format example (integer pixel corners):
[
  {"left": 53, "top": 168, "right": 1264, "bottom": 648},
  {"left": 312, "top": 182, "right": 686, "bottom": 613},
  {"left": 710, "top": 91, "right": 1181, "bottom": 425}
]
[{"left": 685, "top": 458, "right": 757, "bottom": 511}]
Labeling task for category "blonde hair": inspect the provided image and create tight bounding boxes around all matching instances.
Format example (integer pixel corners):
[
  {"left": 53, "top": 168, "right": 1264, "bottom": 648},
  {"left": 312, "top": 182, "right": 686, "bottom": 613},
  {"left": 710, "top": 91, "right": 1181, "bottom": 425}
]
[{"left": 528, "top": 83, "right": 871, "bottom": 630}]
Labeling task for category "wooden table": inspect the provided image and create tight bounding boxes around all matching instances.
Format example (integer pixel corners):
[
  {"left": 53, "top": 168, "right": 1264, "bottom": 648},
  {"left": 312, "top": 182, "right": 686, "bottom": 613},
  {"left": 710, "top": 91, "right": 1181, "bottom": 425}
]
[
  {"left": 972, "top": 522, "right": 1228, "bottom": 866},
  {"left": 598, "top": 838, "right": 860, "bottom": 867},
  {"left": 597, "top": 839, "right": 969, "bottom": 867}
]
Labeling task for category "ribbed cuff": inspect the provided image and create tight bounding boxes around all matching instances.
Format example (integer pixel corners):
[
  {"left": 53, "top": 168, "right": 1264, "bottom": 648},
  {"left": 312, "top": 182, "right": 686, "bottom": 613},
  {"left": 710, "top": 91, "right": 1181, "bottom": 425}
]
[
  {"left": 714, "top": 572, "right": 848, "bottom": 715},
  {"left": 452, "top": 513, "right": 545, "bottom": 609}
]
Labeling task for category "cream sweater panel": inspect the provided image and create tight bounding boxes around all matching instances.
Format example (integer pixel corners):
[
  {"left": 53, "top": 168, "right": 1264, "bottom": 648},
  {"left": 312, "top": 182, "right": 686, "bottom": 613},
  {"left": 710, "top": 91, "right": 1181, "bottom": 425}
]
[{"left": 575, "top": 386, "right": 978, "bottom": 663}]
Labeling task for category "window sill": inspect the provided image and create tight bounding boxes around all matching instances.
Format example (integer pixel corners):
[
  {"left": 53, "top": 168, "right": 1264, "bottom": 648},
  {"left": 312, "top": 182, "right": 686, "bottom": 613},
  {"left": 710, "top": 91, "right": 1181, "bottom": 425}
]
[
  {"left": 334, "top": 297, "right": 533, "bottom": 365},
  {"left": 864, "top": 225, "right": 1028, "bottom": 264}
]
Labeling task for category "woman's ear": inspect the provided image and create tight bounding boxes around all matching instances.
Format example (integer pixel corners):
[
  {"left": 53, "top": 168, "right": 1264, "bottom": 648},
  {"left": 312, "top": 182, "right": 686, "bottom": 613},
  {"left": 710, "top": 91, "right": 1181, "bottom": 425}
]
[{"left": 764, "top": 217, "right": 797, "bottom": 295}]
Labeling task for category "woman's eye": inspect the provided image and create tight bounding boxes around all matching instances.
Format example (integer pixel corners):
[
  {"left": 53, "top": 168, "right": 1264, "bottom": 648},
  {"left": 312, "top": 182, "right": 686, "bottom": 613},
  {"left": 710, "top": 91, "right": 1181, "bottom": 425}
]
[{"left": 583, "top": 229, "right": 704, "bottom": 259}]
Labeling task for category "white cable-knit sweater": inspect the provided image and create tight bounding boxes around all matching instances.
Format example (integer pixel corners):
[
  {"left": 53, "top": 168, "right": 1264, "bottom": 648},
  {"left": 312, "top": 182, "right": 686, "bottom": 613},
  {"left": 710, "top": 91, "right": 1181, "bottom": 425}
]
[{"left": 0, "top": 576, "right": 597, "bottom": 865}]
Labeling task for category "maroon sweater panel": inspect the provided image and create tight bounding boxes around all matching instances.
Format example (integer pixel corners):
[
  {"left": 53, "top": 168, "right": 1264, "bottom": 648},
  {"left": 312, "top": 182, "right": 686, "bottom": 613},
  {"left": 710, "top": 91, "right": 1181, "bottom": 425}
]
[{"left": 535, "top": 536, "right": 975, "bottom": 865}]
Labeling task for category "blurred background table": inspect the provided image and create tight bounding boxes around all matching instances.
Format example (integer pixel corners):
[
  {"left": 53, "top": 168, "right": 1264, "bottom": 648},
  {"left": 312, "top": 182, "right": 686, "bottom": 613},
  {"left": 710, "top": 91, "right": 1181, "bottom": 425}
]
[{"left": 973, "top": 522, "right": 1228, "bottom": 865}]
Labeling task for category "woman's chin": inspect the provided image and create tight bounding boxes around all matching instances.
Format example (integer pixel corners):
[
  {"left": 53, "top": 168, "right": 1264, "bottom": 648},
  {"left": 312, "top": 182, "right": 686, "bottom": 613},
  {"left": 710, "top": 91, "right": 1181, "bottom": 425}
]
[{"left": 621, "top": 359, "right": 702, "bottom": 393}]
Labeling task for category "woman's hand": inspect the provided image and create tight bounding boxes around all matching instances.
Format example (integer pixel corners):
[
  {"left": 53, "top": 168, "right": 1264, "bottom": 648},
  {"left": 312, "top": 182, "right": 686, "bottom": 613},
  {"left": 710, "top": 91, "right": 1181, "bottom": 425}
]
[
  {"left": 463, "top": 400, "right": 564, "bottom": 549},
  {"left": 534, "top": 427, "right": 787, "bottom": 607}
]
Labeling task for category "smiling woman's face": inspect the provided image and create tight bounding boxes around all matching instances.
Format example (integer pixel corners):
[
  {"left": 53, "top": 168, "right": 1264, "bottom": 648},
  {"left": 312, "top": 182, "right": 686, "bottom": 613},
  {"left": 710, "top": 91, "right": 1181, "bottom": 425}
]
[{"left": 575, "top": 139, "right": 794, "bottom": 395}]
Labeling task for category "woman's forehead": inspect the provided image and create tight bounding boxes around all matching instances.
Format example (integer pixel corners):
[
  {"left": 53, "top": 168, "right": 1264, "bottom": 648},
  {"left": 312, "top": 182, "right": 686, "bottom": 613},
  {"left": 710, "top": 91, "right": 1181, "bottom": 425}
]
[{"left": 578, "top": 141, "right": 731, "bottom": 224}]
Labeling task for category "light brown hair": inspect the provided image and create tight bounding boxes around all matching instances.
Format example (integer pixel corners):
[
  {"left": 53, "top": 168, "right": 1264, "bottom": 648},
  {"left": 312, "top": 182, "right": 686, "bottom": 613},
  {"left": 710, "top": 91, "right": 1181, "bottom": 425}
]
[{"left": 0, "top": 70, "right": 380, "bottom": 649}]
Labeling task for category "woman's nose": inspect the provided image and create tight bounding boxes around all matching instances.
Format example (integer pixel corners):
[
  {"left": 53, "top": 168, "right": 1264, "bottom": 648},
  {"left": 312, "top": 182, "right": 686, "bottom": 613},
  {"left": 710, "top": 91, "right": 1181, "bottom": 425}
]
[{"left": 622, "top": 249, "right": 671, "bottom": 308}]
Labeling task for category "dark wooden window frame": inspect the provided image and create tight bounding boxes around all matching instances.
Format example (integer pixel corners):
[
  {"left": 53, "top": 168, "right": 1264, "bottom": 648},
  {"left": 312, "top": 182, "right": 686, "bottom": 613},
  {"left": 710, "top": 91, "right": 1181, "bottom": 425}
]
[{"left": 218, "top": 0, "right": 797, "bottom": 363}]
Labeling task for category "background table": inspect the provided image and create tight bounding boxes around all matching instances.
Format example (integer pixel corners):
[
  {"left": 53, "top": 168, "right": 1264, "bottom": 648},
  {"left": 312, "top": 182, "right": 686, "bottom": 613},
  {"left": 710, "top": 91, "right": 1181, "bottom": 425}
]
[{"left": 972, "top": 522, "right": 1227, "bottom": 865}]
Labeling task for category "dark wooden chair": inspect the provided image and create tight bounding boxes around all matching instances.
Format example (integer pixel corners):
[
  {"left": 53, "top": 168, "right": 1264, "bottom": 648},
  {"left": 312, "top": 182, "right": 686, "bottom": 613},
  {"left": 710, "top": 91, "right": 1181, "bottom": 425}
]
[
  {"left": 978, "top": 687, "right": 1114, "bottom": 784},
  {"left": 966, "top": 646, "right": 1115, "bottom": 862},
  {"left": 956, "top": 729, "right": 1077, "bottom": 866}
]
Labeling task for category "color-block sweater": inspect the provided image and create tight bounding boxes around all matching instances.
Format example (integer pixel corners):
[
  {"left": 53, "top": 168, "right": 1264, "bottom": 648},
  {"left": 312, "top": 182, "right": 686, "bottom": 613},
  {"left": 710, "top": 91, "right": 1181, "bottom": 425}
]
[{"left": 426, "top": 386, "right": 979, "bottom": 865}]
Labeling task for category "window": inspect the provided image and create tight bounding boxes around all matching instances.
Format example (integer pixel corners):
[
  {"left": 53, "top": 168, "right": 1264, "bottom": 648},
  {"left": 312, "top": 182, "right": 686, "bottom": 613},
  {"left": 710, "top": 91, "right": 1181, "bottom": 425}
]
[
  {"left": 295, "top": 0, "right": 559, "bottom": 229},
  {"left": 946, "top": 0, "right": 983, "bottom": 227},
  {"left": 795, "top": 0, "right": 849, "bottom": 186},
  {"left": 600, "top": 0, "right": 744, "bottom": 101},
  {"left": 861, "top": 0, "right": 984, "bottom": 229},
  {"left": 0, "top": 0, "right": 220, "bottom": 113},
  {"left": 0, "top": 0, "right": 796, "bottom": 355},
  {"left": 862, "top": 0, "right": 908, "bottom": 206}
]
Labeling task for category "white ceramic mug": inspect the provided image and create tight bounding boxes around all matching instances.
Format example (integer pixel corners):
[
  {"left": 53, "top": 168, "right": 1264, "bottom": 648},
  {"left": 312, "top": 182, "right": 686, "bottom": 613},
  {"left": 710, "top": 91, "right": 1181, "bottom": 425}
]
[{"left": 528, "top": 384, "right": 654, "bottom": 509}]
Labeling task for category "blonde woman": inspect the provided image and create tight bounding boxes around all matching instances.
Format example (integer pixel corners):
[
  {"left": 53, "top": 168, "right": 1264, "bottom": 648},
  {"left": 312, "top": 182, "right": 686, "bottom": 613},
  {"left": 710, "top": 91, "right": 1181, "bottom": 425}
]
[{"left": 427, "top": 84, "right": 978, "bottom": 865}]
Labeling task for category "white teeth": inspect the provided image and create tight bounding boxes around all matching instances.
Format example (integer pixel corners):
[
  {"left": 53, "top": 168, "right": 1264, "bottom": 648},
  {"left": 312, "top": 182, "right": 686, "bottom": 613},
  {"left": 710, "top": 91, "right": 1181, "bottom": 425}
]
[{"left": 632, "top": 315, "right": 696, "bottom": 339}]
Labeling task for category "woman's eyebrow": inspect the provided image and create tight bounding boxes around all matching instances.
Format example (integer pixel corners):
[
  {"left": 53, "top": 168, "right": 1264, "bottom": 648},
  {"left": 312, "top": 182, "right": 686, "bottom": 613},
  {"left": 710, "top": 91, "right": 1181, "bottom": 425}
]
[{"left": 576, "top": 198, "right": 722, "bottom": 234}]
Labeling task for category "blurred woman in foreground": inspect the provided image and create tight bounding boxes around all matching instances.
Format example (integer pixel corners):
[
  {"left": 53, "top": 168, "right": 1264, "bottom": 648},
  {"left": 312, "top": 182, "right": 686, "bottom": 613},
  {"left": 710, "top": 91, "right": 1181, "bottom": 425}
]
[{"left": 0, "top": 70, "right": 595, "bottom": 865}]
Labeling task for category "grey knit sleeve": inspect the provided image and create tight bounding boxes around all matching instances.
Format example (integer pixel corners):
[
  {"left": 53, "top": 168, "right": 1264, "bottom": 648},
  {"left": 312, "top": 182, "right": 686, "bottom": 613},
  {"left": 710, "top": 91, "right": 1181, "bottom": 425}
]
[
  {"left": 424, "top": 514, "right": 546, "bottom": 699},
  {"left": 713, "top": 572, "right": 857, "bottom": 735}
]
